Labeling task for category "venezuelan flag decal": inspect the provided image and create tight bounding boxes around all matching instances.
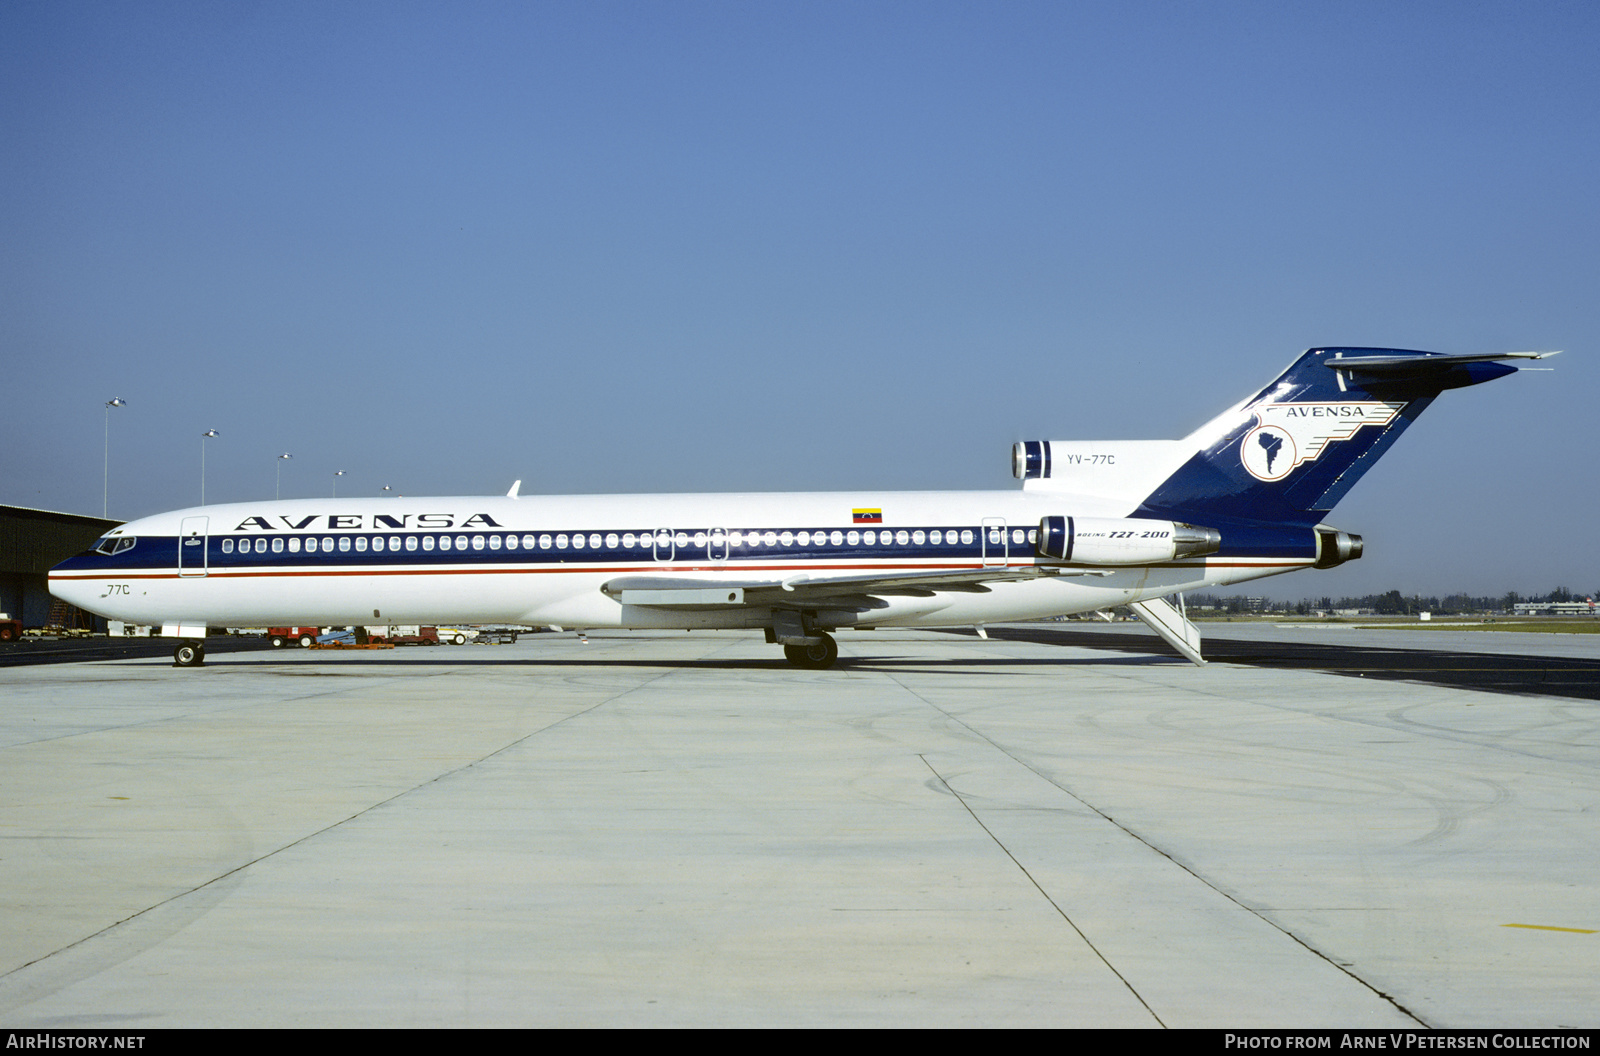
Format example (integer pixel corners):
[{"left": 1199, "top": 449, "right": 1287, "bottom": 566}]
[{"left": 852, "top": 508, "right": 883, "bottom": 524}]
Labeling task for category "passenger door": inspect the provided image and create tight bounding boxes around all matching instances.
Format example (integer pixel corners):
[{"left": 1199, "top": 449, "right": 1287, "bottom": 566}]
[
  {"left": 178, "top": 516, "right": 209, "bottom": 577},
  {"left": 982, "top": 518, "right": 1008, "bottom": 566}
]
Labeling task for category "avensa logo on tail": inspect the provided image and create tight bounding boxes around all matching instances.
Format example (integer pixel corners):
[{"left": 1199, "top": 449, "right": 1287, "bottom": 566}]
[
  {"left": 1240, "top": 401, "right": 1404, "bottom": 482},
  {"left": 50, "top": 345, "right": 1554, "bottom": 670}
]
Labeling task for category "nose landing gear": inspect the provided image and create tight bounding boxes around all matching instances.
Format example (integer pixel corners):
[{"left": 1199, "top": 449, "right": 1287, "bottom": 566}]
[{"left": 173, "top": 640, "right": 205, "bottom": 667}]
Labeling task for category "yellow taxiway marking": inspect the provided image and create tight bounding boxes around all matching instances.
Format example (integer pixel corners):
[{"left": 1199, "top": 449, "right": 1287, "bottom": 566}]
[{"left": 1502, "top": 923, "right": 1596, "bottom": 934}]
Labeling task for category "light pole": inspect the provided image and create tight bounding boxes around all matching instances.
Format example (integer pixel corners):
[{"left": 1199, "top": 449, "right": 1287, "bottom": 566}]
[
  {"left": 276, "top": 453, "right": 292, "bottom": 500},
  {"left": 103, "top": 398, "right": 126, "bottom": 518},
  {"left": 201, "top": 430, "right": 218, "bottom": 505},
  {"left": 333, "top": 470, "right": 344, "bottom": 497}
]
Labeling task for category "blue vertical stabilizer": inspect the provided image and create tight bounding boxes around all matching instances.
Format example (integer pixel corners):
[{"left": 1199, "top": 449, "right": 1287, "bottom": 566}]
[{"left": 1134, "top": 347, "right": 1529, "bottom": 527}]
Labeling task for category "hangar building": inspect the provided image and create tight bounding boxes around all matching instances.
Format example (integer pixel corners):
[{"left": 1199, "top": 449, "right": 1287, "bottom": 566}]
[{"left": 0, "top": 504, "right": 120, "bottom": 629}]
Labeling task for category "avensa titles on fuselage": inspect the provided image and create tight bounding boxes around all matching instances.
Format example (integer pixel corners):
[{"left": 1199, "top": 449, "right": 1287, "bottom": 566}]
[
  {"left": 49, "top": 347, "right": 1555, "bottom": 669},
  {"left": 231, "top": 511, "right": 506, "bottom": 532}
]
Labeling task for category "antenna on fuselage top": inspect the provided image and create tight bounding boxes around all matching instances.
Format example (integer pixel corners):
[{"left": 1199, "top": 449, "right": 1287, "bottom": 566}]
[{"left": 507, "top": 480, "right": 522, "bottom": 498}]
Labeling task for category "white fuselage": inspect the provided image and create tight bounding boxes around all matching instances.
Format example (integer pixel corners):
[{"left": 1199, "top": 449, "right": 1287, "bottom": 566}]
[{"left": 48, "top": 490, "right": 1309, "bottom": 633}]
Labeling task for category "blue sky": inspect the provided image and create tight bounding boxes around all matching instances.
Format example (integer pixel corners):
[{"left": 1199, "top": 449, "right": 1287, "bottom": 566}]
[{"left": 3, "top": 1, "right": 1594, "bottom": 598}]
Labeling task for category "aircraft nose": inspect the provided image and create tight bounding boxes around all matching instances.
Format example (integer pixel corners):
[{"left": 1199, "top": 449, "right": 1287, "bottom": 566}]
[
  {"left": 48, "top": 570, "right": 93, "bottom": 610},
  {"left": 48, "top": 554, "right": 111, "bottom": 615}
]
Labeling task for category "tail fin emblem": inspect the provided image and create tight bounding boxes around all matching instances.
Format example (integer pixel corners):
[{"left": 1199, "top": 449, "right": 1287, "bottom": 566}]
[{"left": 1239, "top": 401, "right": 1404, "bottom": 482}]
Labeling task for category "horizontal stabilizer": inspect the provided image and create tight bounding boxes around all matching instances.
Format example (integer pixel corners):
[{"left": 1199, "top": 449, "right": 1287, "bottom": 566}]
[{"left": 1325, "top": 350, "right": 1559, "bottom": 374}]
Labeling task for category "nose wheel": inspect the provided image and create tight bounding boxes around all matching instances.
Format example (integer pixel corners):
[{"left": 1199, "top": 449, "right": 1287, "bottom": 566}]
[
  {"left": 174, "top": 640, "right": 205, "bottom": 667},
  {"left": 783, "top": 632, "right": 838, "bottom": 669}
]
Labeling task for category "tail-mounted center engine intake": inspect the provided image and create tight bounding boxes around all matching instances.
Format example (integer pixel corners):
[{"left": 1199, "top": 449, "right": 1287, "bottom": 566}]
[
  {"left": 1036, "top": 516, "right": 1222, "bottom": 565},
  {"left": 1014, "top": 441, "right": 1050, "bottom": 479}
]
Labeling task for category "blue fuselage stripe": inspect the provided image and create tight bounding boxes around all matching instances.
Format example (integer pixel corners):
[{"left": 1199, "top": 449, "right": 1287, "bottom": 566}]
[{"left": 56, "top": 525, "right": 1037, "bottom": 573}]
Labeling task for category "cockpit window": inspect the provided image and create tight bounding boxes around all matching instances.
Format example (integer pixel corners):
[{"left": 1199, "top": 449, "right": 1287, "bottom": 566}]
[{"left": 93, "top": 536, "right": 137, "bottom": 556}]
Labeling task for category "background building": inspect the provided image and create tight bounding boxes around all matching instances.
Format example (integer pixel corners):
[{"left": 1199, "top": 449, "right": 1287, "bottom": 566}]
[
  {"left": 1513, "top": 600, "right": 1598, "bottom": 617},
  {"left": 0, "top": 505, "right": 119, "bottom": 629}
]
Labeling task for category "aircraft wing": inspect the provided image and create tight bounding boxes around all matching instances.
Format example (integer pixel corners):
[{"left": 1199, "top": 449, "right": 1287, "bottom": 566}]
[{"left": 600, "top": 566, "right": 1090, "bottom": 612}]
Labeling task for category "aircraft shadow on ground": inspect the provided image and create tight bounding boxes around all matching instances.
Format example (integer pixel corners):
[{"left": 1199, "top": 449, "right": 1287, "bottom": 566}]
[
  {"left": 25, "top": 631, "right": 1600, "bottom": 699},
  {"left": 162, "top": 651, "right": 1185, "bottom": 672}
]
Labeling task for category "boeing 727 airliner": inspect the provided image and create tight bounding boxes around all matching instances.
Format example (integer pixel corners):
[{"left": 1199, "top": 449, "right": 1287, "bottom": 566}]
[{"left": 49, "top": 347, "right": 1553, "bottom": 668}]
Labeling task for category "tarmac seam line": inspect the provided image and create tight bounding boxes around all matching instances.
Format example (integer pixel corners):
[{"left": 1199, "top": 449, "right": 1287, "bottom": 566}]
[
  {"left": 0, "top": 663, "right": 679, "bottom": 991},
  {"left": 889, "top": 669, "right": 1432, "bottom": 1029},
  {"left": 917, "top": 753, "right": 1167, "bottom": 1029}
]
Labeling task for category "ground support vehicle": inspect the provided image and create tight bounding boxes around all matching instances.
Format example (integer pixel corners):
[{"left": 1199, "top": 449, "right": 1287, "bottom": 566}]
[
  {"left": 363, "top": 626, "right": 442, "bottom": 646},
  {"left": 267, "top": 627, "right": 321, "bottom": 648}
]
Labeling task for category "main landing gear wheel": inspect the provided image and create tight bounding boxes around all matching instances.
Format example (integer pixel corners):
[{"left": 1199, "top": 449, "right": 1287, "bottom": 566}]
[
  {"left": 783, "top": 632, "right": 838, "bottom": 670},
  {"left": 174, "top": 640, "right": 205, "bottom": 667}
]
